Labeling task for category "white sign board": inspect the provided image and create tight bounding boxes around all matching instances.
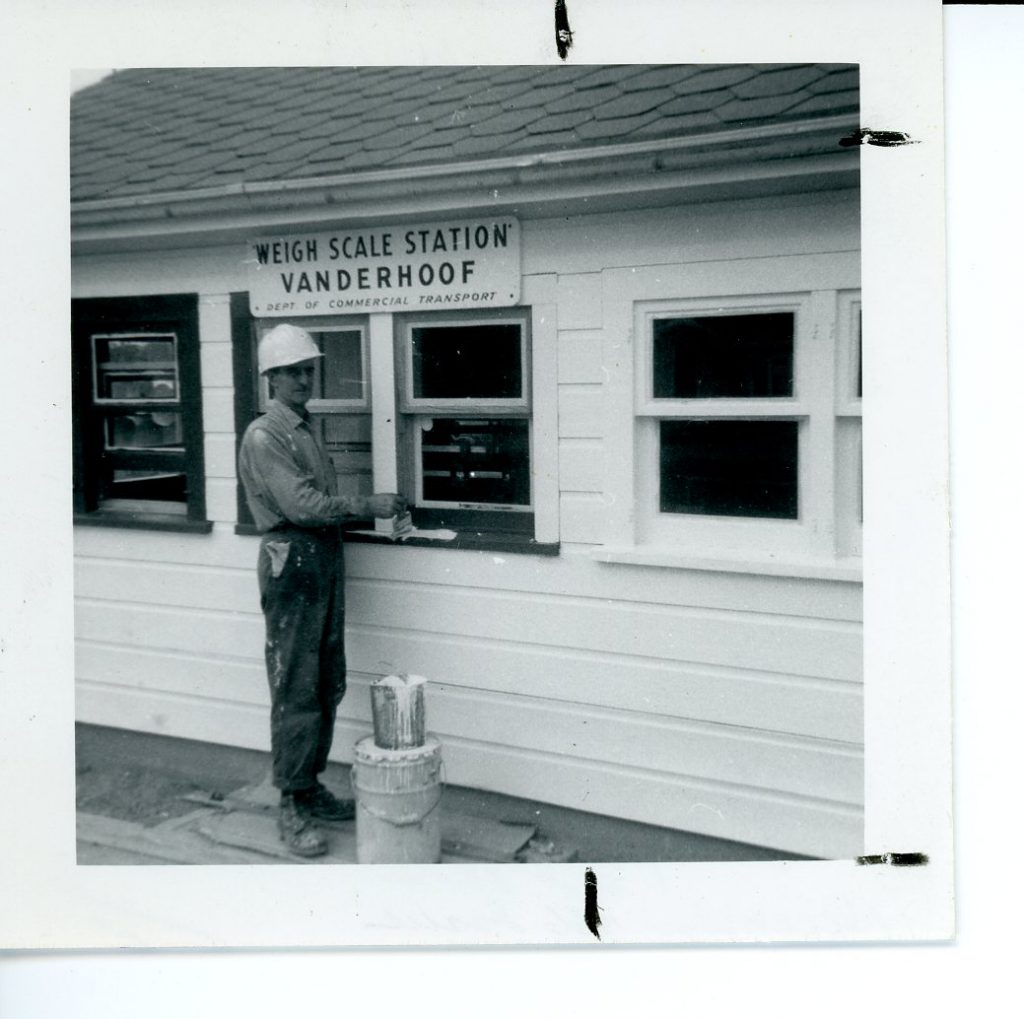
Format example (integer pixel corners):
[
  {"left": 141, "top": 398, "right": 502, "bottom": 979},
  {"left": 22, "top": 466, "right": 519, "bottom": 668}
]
[{"left": 247, "top": 217, "right": 520, "bottom": 316}]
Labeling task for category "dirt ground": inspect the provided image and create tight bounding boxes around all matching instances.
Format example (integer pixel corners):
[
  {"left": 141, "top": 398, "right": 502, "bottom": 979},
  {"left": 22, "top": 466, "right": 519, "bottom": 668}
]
[{"left": 75, "top": 723, "right": 806, "bottom": 863}]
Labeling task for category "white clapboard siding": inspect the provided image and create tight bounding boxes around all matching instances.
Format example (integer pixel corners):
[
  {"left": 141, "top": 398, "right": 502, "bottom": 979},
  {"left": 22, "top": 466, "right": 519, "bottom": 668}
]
[
  {"left": 75, "top": 537, "right": 862, "bottom": 622},
  {"left": 344, "top": 627, "right": 862, "bottom": 744},
  {"left": 344, "top": 581, "right": 862, "bottom": 682},
  {"left": 75, "top": 589, "right": 860, "bottom": 685},
  {"left": 522, "top": 190, "right": 859, "bottom": 278},
  {"left": 76, "top": 627, "right": 861, "bottom": 744}
]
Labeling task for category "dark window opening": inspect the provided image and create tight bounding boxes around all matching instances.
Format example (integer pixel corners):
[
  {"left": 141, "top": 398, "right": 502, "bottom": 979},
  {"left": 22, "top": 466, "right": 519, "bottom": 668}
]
[
  {"left": 420, "top": 417, "right": 530, "bottom": 507},
  {"left": 412, "top": 324, "right": 523, "bottom": 400},
  {"left": 653, "top": 313, "right": 794, "bottom": 399},
  {"left": 660, "top": 420, "right": 798, "bottom": 519},
  {"left": 73, "top": 295, "right": 208, "bottom": 530}
]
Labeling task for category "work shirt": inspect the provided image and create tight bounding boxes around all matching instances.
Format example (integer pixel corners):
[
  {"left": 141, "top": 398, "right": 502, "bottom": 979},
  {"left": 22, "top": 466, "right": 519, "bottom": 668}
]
[{"left": 238, "top": 399, "right": 363, "bottom": 532}]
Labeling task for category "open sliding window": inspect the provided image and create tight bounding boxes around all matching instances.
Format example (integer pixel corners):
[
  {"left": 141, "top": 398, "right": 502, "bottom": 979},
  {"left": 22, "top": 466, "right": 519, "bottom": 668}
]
[
  {"left": 396, "top": 309, "right": 532, "bottom": 535},
  {"left": 72, "top": 294, "right": 209, "bottom": 532},
  {"left": 635, "top": 295, "right": 817, "bottom": 556}
]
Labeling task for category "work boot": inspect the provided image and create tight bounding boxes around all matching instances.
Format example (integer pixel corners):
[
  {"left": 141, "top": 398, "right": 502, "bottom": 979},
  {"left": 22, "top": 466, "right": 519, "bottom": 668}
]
[
  {"left": 278, "top": 794, "right": 328, "bottom": 857},
  {"left": 295, "top": 783, "right": 356, "bottom": 823}
]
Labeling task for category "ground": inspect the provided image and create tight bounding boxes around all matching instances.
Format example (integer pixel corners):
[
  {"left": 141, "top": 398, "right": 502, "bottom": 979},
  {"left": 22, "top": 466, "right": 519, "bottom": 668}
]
[{"left": 75, "top": 723, "right": 806, "bottom": 864}]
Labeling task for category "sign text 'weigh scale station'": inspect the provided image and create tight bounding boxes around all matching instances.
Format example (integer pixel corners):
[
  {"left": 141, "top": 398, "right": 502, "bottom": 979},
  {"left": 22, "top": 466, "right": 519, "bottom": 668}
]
[{"left": 247, "top": 217, "right": 521, "bottom": 316}]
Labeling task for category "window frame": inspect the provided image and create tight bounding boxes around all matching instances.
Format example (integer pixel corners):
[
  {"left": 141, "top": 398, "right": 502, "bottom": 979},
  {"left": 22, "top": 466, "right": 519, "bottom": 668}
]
[
  {"left": 72, "top": 294, "right": 210, "bottom": 533},
  {"left": 835, "top": 291, "right": 863, "bottom": 556},
  {"left": 634, "top": 294, "right": 816, "bottom": 555},
  {"left": 394, "top": 307, "right": 536, "bottom": 529}
]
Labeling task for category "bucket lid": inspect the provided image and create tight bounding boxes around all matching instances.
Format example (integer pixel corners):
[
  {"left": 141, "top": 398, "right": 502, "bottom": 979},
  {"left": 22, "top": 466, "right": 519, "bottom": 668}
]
[{"left": 354, "top": 734, "right": 440, "bottom": 763}]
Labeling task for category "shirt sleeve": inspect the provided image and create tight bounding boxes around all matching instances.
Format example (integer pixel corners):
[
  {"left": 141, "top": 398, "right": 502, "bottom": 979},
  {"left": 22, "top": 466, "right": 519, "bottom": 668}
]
[{"left": 241, "top": 426, "right": 365, "bottom": 527}]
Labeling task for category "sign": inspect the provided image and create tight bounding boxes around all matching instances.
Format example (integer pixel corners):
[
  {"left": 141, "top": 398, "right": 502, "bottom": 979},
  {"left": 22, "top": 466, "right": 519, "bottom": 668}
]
[{"left": 247, "top": 217, "right": 521, "bottom": 317}]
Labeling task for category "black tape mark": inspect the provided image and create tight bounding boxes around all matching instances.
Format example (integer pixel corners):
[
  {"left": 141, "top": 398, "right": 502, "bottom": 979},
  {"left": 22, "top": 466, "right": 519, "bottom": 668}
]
[
  {"left": 857, "top": 852, "right": 930, "bottom": 867},
  {"left": 839, "top": 129, "right": 918, "bottom": 148},
  {"left": 555, "top": 1, "right": 574, "bottom": 60},
  {"left": 584, "top": 867, "right": 601, "bottom": 940}
]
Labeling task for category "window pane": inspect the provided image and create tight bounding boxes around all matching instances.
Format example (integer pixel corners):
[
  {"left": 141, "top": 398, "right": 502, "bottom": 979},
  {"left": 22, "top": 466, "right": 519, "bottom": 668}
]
[
  {"left": 104, "top": 410, "right": 183, "bottom": 450},
  {"left": 660, "top": 420, "right": 798, "bottom": 518},
  {"left": 313, "top": 329, "right": 363, "bottom": 401},
  {"left": 653, "top": 313, "right": 793, "bottom": 398},
  {"left": 93, "top": 334, "right": 179, "bottom": 400},
  {"left": 412, "top": 324, "right": 523, "bottom": 399},
  {"left": 106, "top": 469, "right": 187, "bottom": 503},
  {"left": 421, "top": 418, "right": 530, "bottom": 505}
]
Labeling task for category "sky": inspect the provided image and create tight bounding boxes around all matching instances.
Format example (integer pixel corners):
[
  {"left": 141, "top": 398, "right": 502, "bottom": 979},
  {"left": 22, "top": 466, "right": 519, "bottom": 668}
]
[{"left": 70, "top": 69, "right": 113, "bottom": 93}]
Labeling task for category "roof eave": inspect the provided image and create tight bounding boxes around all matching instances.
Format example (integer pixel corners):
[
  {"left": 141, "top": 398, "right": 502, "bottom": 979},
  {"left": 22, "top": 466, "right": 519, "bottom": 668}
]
[{"left": 72, "top": 114, "right": 860, "bottom": 249}]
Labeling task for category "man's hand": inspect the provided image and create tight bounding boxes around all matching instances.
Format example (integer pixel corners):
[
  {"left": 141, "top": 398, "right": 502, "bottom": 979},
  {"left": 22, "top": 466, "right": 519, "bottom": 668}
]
[{"left": 363, "top": 493, "right": 408, "bottom": 518}]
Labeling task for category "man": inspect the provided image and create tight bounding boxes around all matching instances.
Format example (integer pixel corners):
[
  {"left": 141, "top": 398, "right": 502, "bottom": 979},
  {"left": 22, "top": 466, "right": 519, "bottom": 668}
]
[{"left": 238, "top": 323, "right": 406, "bottom": 857}]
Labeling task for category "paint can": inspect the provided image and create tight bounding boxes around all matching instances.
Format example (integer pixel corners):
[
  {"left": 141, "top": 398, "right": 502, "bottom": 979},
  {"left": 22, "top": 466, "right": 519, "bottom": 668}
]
[
  {"left": 370, "top": 674, "right": 427, "bottom": 749},
  {"left": 352, "top": 735, "right": 442, "bottom": 864}
]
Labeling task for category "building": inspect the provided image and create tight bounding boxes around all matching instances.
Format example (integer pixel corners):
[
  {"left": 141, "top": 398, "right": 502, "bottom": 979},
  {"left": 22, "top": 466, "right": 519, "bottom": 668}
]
[{"left": 71, "top": 64, "right": 862, "bottom": 858}]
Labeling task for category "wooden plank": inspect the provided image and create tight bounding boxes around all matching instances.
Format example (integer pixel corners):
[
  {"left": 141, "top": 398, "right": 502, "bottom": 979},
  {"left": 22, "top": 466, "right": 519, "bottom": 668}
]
[
  {"left": 203, "top": 478, "right": 240, "bottom": 524},
  {"left": 76, "top": 633, "right": 862, "bottom": 743},
  {"left": 74, "top": 524, "right": 863, "bottom": 622},
  {"left": 556, "top": 273, "right": 603, "bottom": 330},
  {"left": 440, "top": 813, "right": 535, "bottom": 862},
  {"left": 343, "top": 630, "right": 862, "bottom": 743},
  {"left": 185, "top": 789, "right": 537, "bottom": 863},
  {"left": 73, "top": 247, "right": 246, "bottom": 297},
  {"left": 557, "top": 330, "right": 606, "bottom": 384},
  {"left": 75, "top": 559, "right": 256, "bottom": 613},
  {"left": 558, "top": 384, "right": 604, "bottom": 438},
  {"left": 522, "top": 191, "right": 859, "bottom": 277},
  {"left": 345, "top": 583, "right": 863, "bottom": 682},
  {"left": 559, "top": 493, "right": 606, "bottom": 545},
  {"left": 199, "top": 388, "right": 236, "bottom": 433},
  {"left": 194, "top": 811, "right": 357, "bottom": 863},
  {"left": 559, "top": 439, "right": 604, "bottom": 493},
  {"left": 76, "top": 578, "right": 862, "bottom": 681},
  {"left": 76, "top": 811, "right": 274, "bottom": 866},
  {"left": 203, "top": 432, "right": 238, "bottom": 479}
]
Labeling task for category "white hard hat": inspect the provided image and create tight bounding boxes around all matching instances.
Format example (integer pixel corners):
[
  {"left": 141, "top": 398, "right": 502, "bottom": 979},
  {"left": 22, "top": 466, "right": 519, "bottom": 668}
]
[{"left": 257, "top": 323, "right": 323, "bottom": 374}]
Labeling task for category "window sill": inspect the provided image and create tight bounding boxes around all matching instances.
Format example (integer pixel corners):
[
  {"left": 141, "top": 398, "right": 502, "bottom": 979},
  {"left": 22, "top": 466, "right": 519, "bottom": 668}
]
[
  {"left": 345, "top": 528, "right": 559, "bottom": 557},
  {"left": 591, "top": 545, "right": 862, "bottom": 581},
  {"left": 74, "top": 511, "right": 214, "bottom": 535}
]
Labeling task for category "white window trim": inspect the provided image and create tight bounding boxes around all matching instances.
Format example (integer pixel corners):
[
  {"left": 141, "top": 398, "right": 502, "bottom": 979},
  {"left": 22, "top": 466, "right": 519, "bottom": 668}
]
[
  {"left": 396, "top": 310, "right": 532, "bottom": 415},
  {"left": 395, "top": 308, "right": 534, "bottom": 516},
  {"left": 595, "top": 258, "right": 862, "bottom": 575},
  {"left": 255, "top": 317, "right": 370, "bottom": 414},
  {"left": 835, "top": 290, "right": 863, "bottom": 556}
]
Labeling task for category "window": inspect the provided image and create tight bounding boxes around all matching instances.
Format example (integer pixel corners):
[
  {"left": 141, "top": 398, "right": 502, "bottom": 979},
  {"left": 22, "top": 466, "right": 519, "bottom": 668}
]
[
  {"left": 72, "top": 294, "right": 209, "bottom": 531},
  {"left": 396, "top": 310, "right": 534, "bottom": 533},
  {"left": 634, "top": 296, "right": 813, "bottom": 555},
  {"left": 258, "top": 318, "right": 373, "bottom": 504},
  {"left": 835, "top": 292, "right": 863, "bottom": 555}
]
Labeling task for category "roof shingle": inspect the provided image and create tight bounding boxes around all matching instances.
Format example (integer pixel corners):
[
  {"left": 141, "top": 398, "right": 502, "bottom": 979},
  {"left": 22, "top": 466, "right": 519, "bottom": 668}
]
[{"left": 71, "top": 64, "right": 858, "bottom": 202}]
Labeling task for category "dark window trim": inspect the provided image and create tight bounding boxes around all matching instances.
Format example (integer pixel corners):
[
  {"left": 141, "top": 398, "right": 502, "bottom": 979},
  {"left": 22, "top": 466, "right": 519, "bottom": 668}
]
[
  {"left": 72, "top": 293, "right": 209, "bottom": 531},
  {"left": 230, "top": 292, "right": 259, "bottom": 531}
]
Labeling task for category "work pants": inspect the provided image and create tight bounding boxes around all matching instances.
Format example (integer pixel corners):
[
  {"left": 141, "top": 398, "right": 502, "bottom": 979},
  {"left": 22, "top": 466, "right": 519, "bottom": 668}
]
[{"left": 257, "top": 525, "right": 347, "bottom": 794}]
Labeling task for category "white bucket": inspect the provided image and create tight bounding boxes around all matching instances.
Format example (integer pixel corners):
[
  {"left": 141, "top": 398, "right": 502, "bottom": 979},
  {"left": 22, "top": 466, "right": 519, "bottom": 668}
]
[{"left": 352, "top": 735, "right": 442, "bottom": 864}]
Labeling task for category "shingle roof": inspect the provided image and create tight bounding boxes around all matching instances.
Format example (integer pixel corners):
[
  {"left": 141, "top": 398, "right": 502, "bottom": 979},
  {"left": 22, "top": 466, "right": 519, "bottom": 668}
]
[{"left": 71, "top": 65, "right": 858, "bottom": 203}]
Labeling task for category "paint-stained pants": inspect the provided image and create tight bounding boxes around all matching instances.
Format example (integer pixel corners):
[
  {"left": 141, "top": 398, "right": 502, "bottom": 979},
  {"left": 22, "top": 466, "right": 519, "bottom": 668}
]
[{"left": 257, "top": 526, "right": 346, "bottom": 794}]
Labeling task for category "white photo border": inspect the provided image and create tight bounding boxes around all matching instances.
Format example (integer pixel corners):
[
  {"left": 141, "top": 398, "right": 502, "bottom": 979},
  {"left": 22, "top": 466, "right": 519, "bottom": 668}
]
[{"left": 1, "top": 0, "right": 951, "bottom": 948}]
